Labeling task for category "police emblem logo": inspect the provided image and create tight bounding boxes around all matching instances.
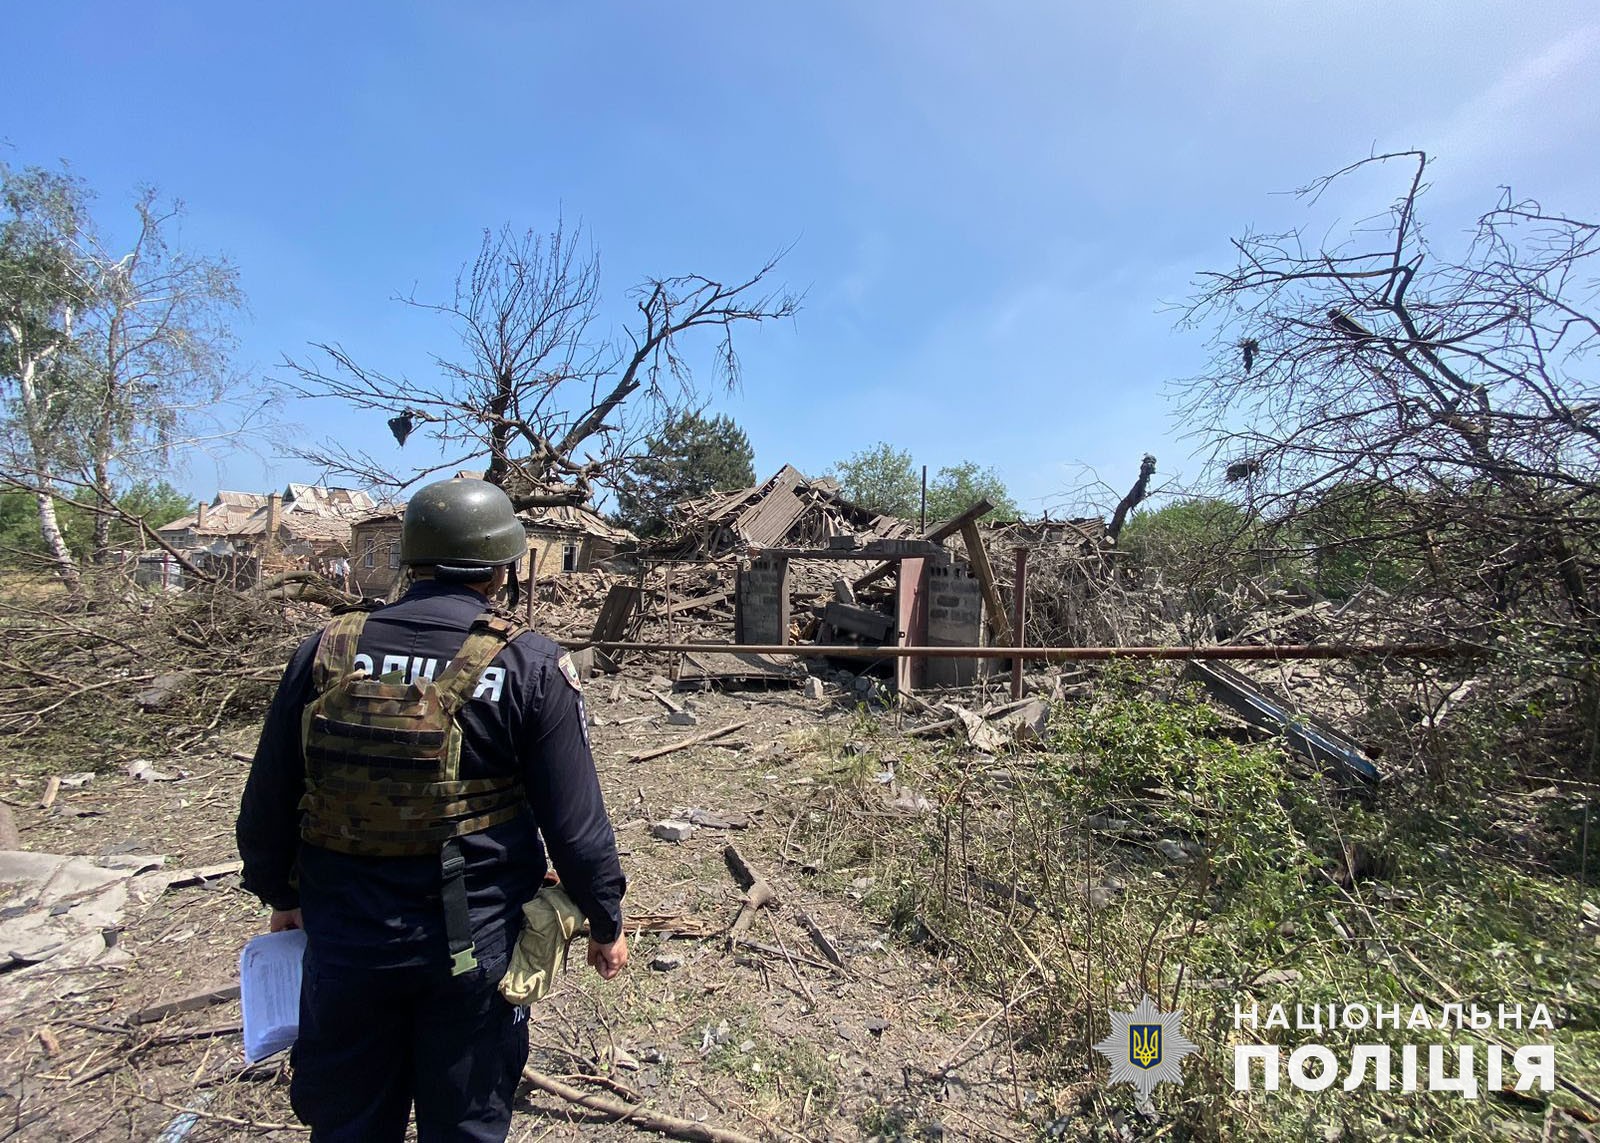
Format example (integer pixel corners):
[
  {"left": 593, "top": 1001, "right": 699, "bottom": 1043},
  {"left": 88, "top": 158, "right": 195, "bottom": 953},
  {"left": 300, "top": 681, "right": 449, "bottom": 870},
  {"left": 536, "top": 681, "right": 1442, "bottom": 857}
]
[
  {"left": 556, "top": 653, "right": 583, "bottom": 693},
  {"left": 1093, "top": 994, "right": 1197, "bottom": 1108}
]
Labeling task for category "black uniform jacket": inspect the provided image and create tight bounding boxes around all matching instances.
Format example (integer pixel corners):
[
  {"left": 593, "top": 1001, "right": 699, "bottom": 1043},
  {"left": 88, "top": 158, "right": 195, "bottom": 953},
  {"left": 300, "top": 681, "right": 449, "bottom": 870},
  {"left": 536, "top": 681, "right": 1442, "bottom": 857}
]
[{"left": 237, "top": 580, "right": 626, "bottom": 969}]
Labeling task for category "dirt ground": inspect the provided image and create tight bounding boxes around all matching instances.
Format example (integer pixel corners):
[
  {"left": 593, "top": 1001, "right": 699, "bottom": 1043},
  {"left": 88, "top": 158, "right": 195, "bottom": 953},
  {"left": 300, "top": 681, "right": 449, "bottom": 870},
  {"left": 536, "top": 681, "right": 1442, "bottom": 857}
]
[{"left": 0, "top": 672, "right": 1038, "bottom": 1142}]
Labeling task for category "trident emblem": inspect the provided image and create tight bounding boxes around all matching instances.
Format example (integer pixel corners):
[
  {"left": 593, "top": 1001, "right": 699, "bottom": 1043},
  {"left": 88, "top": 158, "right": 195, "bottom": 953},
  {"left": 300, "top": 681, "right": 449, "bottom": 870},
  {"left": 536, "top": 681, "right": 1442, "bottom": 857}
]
[{"left": 1129, "top": 1024, "right": 1162, "bottom": 1069}]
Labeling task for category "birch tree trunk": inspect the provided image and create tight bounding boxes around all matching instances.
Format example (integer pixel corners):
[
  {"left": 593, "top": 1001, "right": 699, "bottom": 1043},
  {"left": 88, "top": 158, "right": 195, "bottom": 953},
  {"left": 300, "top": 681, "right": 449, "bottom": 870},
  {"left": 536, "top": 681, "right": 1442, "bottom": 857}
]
[
  {"left": 7, "top": 317, "right": 82, "bottom": 591},
  {"left": 31, "top": 486, "right": 78, "bottom": 589}
]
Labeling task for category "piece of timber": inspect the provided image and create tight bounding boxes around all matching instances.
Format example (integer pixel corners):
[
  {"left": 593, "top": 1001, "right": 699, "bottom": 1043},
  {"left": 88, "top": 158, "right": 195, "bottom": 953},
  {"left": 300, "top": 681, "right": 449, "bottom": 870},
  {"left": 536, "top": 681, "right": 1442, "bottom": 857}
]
[
  {"left": 854, "top": 497, "right": 996, "bottom": 589},
  {"left": 961, "top": 519, "right": 1012, "bottom": 647}
]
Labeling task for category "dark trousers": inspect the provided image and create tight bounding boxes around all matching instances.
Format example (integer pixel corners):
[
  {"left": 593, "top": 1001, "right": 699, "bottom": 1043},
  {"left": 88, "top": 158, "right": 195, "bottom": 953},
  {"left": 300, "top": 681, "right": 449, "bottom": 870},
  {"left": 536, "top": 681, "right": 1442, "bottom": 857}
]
[{"left": 290, "top": 946, "right": 529, "bottom": 1142}]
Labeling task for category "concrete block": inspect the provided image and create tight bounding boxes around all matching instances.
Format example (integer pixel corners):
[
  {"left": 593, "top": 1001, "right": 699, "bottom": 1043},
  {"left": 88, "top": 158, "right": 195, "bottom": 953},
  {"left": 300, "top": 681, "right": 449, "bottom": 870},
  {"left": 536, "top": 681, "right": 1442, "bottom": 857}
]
[{"left": 651, "top": 820, "right": 693, "bottom": 842}]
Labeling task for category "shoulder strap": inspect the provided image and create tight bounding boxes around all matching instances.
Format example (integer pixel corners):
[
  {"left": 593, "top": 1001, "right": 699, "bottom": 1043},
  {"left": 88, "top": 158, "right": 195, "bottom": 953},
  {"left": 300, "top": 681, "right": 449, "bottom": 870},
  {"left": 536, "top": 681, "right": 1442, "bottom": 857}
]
[
  {"left": 311, "top": 611, "right": 369, "bottom": 692},
  {"left": 435, "top": 612, "right": 526, "bottom": 713}
]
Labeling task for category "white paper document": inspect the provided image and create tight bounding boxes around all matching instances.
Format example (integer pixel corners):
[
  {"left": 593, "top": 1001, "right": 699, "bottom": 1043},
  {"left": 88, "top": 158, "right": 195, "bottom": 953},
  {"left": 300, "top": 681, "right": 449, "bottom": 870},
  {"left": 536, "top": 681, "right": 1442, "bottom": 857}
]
[{"left": 239, "top": 928, "right": 307, "bottom": 1063}]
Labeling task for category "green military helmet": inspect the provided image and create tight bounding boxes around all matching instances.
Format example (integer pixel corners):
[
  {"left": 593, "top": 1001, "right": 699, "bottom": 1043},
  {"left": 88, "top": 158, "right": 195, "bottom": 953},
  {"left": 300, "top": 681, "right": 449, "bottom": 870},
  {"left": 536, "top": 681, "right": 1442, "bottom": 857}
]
[{"left": 400, "top": 478, "right": 526, "bottom": 568}]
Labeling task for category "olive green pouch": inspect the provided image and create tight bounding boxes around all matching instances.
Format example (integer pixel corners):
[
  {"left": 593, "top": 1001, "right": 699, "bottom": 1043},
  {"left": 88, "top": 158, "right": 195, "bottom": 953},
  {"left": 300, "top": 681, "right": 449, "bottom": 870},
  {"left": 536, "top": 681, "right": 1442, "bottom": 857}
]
[{"left": 498, "top": 886, "right": 586, "bottom": 1004}]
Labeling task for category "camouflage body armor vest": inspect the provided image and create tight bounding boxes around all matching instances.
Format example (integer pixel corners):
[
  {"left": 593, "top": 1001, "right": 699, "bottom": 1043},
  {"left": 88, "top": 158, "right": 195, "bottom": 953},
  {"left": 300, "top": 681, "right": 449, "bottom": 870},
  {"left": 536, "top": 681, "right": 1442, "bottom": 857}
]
[{"left": 298, "top": 609, "right": 528, "bottom": 973}]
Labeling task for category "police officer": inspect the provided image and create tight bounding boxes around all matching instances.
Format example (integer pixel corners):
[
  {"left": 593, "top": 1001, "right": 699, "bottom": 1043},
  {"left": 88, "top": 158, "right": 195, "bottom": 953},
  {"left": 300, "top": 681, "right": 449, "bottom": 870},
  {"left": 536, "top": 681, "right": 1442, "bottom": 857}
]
[{"left": 237, "top": 478, "right": 628, "bottom": 1142}]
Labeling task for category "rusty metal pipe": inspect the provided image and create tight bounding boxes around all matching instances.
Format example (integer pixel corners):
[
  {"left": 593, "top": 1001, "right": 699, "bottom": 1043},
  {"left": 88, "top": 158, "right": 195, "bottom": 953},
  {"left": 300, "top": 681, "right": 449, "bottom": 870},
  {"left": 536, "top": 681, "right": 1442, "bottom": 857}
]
[{"left": 559, "top": 641, "right": 1476, "bottom": 661}]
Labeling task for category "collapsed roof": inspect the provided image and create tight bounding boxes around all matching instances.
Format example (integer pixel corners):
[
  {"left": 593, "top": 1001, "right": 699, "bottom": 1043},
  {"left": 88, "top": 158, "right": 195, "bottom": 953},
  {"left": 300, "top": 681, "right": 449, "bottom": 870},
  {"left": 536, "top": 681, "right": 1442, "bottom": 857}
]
[
  {"left": 352, "top": 500, "right": 633, "bottom": 543},
  {"left": 667, "top": 465, "right": 915, "bottom": 557},
  {"left": 159, "top": 486, "right": 380, "bottom": 552}
]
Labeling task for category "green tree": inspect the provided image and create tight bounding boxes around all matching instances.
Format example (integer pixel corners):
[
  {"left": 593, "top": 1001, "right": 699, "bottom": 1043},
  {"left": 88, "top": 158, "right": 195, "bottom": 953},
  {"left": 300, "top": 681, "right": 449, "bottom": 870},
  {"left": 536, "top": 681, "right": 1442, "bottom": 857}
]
[
  {"left": 0, "top": 163, "right": 92, "bottom": 587},
  {"left": 2, "top": 161, "right": 245, "bottom": 585},
  {"left": 1289, "top": 481, "right": 1425, "bottom": 599},
  {"left": 0, "top": 478, "right": 192, "bottom": 566},
  {"left": 1118, "top": 497, "right": 1250, "bottom": 565},
  {"left": 612, "top": 411, "right": 756, "bottom": 537},
  {"left": 925, "top": 461, "right": 1018, "bottom": 523},
  {"left": 830, "top": 442, "right": 920, "bottom": 517}
]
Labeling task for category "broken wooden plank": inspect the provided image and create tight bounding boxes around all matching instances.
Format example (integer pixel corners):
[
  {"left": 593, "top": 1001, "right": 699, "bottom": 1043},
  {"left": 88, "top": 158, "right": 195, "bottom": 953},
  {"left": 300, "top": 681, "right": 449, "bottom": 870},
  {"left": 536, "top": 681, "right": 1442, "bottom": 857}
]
[
  {"left": 662, "top": 589, "right": 732, "bottom": 616},
  {"left": 626, "top": 720, "right": 752, "bottom": 765},
  {"left": 124, "top": 985, "right": 241, "bottom": 1026},
  {"left": 38, "top": 777, "right": 60, "bottom": 810},
  {"left": 163, "top": 861, "right": 244, "bottom": 891},
  {"left": 904, "top": 697, "right": 1036, "bottom": 739},
  {"left": 590, "top": 584, "right": 643, "bottom": 644},
  {"left": 854, "top": 498, "right": 996, "bottom": 590},
  {"left": 959, "top": 519, "right": 1012, "bottom": 647},
  {"left": 795, "top": 910, "right": 847, "bottom": 970}
]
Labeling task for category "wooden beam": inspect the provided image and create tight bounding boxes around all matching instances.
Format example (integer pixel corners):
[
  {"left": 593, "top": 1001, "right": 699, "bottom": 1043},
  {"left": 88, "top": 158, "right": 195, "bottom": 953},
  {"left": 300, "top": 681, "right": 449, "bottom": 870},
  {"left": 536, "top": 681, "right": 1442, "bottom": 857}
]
[
  {"left": 960, "top": 520, "right": 1012, "bottom": 647},
  {"left": 853, "top": 497, "right": 995, "bottom": 590}
]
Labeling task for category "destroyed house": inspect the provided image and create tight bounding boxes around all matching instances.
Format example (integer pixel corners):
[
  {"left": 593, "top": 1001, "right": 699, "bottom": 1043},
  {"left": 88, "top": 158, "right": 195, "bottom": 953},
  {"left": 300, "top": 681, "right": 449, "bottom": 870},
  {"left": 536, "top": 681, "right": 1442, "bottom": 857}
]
[
  {"left": 668, "top": 465, "right": 915, "bottom": 557},
  {"left": 347, "top": 501, "right": 634, "bottom": 598},
  {"left": 154, "top": 485, "right": 378, "bottom": 583}
]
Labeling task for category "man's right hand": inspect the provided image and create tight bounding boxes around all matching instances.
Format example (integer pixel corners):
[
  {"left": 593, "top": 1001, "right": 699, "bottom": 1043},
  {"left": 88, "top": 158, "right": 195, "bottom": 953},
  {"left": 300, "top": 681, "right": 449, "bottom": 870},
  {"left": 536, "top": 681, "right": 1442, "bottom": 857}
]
[{"left": 586, "top": 934, "right": 628, "bottom": 980}]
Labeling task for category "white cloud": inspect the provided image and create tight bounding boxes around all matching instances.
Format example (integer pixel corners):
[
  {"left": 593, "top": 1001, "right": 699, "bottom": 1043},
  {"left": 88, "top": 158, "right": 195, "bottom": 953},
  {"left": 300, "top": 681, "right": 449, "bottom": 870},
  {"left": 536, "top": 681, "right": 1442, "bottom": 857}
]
[{"left": 1424, "top": 23, "right": 1600, "bottom": 172}]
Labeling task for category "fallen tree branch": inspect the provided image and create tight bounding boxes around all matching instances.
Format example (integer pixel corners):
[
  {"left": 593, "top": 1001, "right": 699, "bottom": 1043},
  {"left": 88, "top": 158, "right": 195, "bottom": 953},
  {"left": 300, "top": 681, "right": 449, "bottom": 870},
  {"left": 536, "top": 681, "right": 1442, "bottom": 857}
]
[
  {"left": 522, "top": 1067, "right": 760, "bottom": 1143},
  {"left": 627, "top": 720, "right": 751, "bottom": 765}
]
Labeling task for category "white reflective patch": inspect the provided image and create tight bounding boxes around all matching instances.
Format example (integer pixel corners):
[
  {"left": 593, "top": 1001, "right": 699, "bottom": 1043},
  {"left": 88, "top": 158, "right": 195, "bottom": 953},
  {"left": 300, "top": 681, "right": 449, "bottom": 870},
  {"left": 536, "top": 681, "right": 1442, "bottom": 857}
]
[{"left": 473, "top": 666, "right": 506, "bottom": 703}]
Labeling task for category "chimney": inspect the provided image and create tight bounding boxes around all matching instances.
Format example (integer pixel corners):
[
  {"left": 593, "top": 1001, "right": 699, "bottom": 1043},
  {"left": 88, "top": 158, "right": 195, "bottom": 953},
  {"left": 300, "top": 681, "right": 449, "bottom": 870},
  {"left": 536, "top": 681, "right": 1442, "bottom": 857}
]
[
  {"left": 196, "top": 500, "right": 207, "bottom": 530},
  {"left": 264, "top": 492, "right": 283, "bottom": 558}
]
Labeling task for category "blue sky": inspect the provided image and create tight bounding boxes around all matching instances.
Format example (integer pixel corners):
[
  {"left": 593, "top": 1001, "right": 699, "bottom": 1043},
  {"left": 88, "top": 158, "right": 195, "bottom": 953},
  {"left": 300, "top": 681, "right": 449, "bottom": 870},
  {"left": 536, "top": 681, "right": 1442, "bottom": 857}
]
[{"left": 7, "top": 2, "right": 1598, "bottom": 515}]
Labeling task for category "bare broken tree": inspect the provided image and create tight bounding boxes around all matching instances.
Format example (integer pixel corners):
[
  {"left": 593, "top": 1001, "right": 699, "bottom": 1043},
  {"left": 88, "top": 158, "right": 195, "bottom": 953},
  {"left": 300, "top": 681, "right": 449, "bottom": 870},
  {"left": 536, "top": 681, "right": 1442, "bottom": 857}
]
[
  {"left": 285, "top": 221, "right": 800, "bottom": 508},
  {"left": 81, "top": 189, "right": 248, "bottom": 563},
  {"left": 1179, "top": 151, "right": 1600, "bottom": 671}
]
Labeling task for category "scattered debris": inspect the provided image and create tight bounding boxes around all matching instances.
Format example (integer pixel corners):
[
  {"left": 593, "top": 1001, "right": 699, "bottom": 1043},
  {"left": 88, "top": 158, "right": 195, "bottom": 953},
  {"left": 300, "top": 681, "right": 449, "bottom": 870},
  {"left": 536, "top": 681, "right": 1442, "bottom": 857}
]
[
  {"left": 650, "top": 820, "right": 694, "bottom": 842},
  {"left": 0, "top": 851, "right": 161, "bottom": 1017},
  {"left": 136, "top": 672, "right": 189, "bottom": 712},
  {"left": 686, "top": 808, "right": 750, "bottom": 830}
]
